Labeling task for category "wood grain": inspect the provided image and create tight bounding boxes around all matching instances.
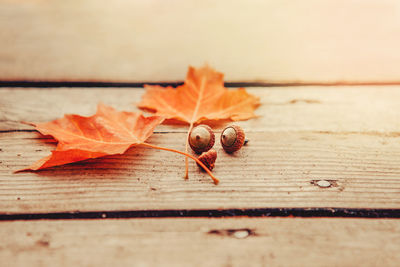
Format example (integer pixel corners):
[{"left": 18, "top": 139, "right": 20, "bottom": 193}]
[
  {"left": 2, "top": 0, "right": 400, "bottom": 82},
  {"left": 1, "top": 86, "right": 400, "bottom": 213},
  {"left": 1, "top": 218, "right": 399, "bottom": 267},
  {"left": 2, "top": 86, "right": 400, "bottom": 132},
  {"left": 1, "top": 130, "right": 400, "bottom": 213}
]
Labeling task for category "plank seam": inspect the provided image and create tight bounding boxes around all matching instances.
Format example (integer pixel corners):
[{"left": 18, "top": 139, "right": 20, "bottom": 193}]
[
  {"left": 2, "top": 81, "right": 400, "bottom": 88},
  {"left": 1, "top": 208, "right": 399, "bottom": 221}
]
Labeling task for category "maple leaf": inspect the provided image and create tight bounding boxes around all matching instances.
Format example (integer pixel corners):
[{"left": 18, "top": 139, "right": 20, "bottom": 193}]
[
  {"left": 20, "top": 103, "right": 219, "bottom": 184},
  {"left": 139, "top": 65, "right": 260, "bottom": 123},
  {"left": 138, "top": 65, "right": 260, "bottom": 178}
]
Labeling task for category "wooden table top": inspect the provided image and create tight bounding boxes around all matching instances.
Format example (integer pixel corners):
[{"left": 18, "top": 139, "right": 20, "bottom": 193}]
[{"left": 1, "top": 1, "right": 400, "bottom": 266}]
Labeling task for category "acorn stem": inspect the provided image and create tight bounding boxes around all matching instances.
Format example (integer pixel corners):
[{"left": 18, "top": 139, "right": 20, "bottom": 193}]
[{"left": 141, "top": 142, "right": 219, "bottom": 184}]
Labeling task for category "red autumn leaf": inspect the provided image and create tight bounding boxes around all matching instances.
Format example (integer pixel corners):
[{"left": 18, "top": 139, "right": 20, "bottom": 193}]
[
  {"left": 21, "top": 103, "right": 164, "bottom": 171},
  {"left": 138, "top": 65, "right": 260, "bottom": 178},
  {"left": 20, "top": 103, "right": 219, "bottom": 184}
]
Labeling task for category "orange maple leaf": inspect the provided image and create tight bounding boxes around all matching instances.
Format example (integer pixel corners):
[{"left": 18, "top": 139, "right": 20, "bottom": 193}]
[
  {"left": 20, "top": 103, "right": 219, "bottom": 184},
  {"left": 138, "top": 65, "right": 260, "bottom": 177},
  {"left": 139, "top": 65, "right": 260, "bottom": 123}
]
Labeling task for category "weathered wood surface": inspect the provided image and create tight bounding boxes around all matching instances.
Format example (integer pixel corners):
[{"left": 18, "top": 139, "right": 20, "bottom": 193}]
[
  {"left": 3, "top": 130, "right": 400, "bottom": 213},
  {"left": 2, "top": 0, "right": 400, "bottom": 83},
  {"left": 1, "top": 218, "right": 399, "bottom": 267},
  {"left": 1, "top": 87, "right": 400, "bottom": 213},
  {"left": 2, "top": 87, "right": 400, "bottom": 132}
]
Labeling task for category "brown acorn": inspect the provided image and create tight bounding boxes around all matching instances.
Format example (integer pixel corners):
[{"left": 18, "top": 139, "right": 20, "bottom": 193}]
[
  {"left": 220, "top": 125, "right": 245, "bottom": 153},
  {"left": 197, "top": 149, "right": 217, "bottom": 171},
  {"left": 188, "top": 124, "right": 215, "bottom": 154}
]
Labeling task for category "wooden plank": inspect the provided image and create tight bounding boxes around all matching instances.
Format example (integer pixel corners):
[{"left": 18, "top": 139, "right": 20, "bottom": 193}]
[
  {"left": 1, "top": 86, "right": 400, "bottom": 132},
  {"left": 1, "top": 1, "right": 400, "bottom": 83},
  {"left": 1, "top": 218, "right": 399, "bottom": 267},
  {"left": 2, "top": 130, "right": 400, "bottom": 213},
  {"left": 1, "top": 86, "right": 400, "bottom": 213}
]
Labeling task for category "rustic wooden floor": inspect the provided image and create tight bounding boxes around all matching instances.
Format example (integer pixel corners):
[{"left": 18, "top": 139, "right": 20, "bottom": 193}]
[{"left": 1, "top": 1, "right": 400, "bottom": 266}]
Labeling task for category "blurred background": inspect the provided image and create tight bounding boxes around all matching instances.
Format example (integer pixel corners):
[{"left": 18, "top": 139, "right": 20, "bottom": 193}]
[{"left": 1, "top": 0, "right": 400, "bottom": 84}]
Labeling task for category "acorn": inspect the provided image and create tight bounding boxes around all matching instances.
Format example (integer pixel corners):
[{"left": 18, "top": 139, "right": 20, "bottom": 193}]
[
  {"left": 188, "top": 124, "right": 215, "bottom": 154},
  {"left": 197, "top": 149, "right": 217, "bottom": 171},
  {"left": 220, "top": 125, "right": 245, "bottom": 153}
]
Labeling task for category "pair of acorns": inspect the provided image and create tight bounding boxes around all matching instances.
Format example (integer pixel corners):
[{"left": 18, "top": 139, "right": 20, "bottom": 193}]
[{"left": 188, "top": 124, "right": 246, "bottom": 171}]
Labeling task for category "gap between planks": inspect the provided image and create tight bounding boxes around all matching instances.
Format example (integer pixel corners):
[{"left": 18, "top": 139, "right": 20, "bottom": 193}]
[
  {"left": 2, "top": 81, "right": 400, "bottom": 88},
  {"left": 1, "top": 208, "right": 400, "bottom": 221}
]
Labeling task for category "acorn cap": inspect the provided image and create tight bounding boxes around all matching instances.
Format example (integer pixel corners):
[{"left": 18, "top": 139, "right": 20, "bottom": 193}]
[
  {"left": 197, "top": 149, "right": 217, "bottom": 171},
  {"left": 189, "top": 124, "right": 215, "bottom": 154},
  {"left": 220, "top": 125, "right": 245, "bottom": 153}
]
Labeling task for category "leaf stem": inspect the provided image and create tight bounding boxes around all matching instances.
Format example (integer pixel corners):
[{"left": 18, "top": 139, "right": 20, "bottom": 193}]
[
  {"left": 140, "top": 142, "right": 219, "bottom": 185},
  {"left": 184, "top": 122, "right": 194, "bottom": 179}
]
